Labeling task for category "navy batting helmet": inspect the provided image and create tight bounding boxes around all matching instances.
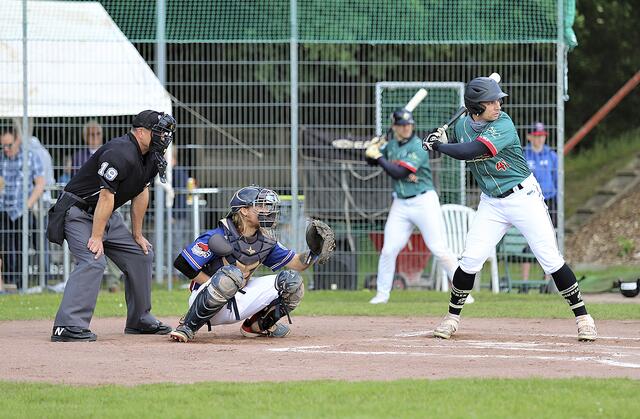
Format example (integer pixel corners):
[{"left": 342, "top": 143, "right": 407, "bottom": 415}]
[
  {"left": 390, "top": 108, "right": 415, "bottom": 126},
  {"left": 228, "top": 186, "right": 280, "bottom": 228},
  {"left": 464, "top": 77, "right": 508, "bottom": 115}
]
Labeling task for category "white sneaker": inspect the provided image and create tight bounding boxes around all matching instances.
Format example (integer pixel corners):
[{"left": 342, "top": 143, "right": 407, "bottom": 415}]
[
  {"left": 576, "top": 314, "right": 597, "bottom": 341},
  {"left": 466, "top": 294, "right": 475, "bottom": 304},
  {"left": 433, "top": 313, "right": 460, "bottom": 339},
  {"left": 369, "top": 294, "right": 389, "bottom": 304}
]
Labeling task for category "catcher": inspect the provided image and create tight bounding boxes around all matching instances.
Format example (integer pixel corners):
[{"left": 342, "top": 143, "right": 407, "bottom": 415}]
[{"left": 169, "top": 185, "right": 335, "bottom": 342}]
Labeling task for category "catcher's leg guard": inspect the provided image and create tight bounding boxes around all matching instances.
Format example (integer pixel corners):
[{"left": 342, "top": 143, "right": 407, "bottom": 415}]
[
  {"left": 170, "top": 265, "right": 244, "bottom": 342},
  {"left": 241, "top": 270, "right": 304, "bottom": 338}
]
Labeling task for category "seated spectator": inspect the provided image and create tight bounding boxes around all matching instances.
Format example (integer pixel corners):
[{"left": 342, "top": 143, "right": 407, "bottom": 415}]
[{"left": 71, "top": 120, "right": 103, "bottom": 176}]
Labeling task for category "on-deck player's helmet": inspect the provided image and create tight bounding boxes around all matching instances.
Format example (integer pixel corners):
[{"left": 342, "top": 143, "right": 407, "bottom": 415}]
[
  {"left": 464, "top": 77, "right": 508, "bottom": 115},
  {"left": 390, "top": 108, "right": 415, "bottom": 126},
  {"left": 227, "top": 186, "right": 281, "bottom": 228}
]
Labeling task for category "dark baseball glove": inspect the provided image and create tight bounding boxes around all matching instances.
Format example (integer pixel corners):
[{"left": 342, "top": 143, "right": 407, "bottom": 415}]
[{"left": 305, "top": 220, "right": 336, "bottom": 265}]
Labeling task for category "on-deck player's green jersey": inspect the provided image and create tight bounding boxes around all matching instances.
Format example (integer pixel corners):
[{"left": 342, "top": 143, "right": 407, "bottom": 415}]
[
  {"left": 381, "top": 134, "right": 434, "bottom": 198},
  {"left": 453, "top": 112, "right": 531, "bottom": 197}
]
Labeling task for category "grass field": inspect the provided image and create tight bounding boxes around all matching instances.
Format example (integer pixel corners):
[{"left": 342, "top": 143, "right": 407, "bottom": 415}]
[
  {"left": 1, "top": 287, "right": 638, "bottom": 418},
  {"left": 1, "top": 379, "right": 639, "bottom": 419}
]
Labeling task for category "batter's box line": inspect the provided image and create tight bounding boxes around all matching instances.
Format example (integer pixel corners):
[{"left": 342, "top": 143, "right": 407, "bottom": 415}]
[
  {"left": 394, "top": 330, "right": 640, "bottom": 341},
  {"left": 267, "top": 347, "right": 640, "bottom": 369},
  {"left": 362, "top": 339, "right": 640, "bottom": 357}
]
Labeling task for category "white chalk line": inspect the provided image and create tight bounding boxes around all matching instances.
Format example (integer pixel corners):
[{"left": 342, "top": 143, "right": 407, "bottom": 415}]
[
  {"left": 372, "top": 339, "right": 640, "bottom": 356},
  {"left": 394, "top": 330, "right": 640, "bottom": 342},
  {"left": 377, "top": 343, "right": 639, "bottom": 357},
  {"left": 268, "top": 346, "right": 640, "bottom": 369}
]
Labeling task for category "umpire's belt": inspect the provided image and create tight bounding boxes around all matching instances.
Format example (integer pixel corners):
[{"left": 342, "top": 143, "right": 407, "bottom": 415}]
[
  {"left": 496, "top": 183, "right": 524, "bottom": 199},
  {"left": 64, "top": 191, "right": 95, "bottom": 214}
]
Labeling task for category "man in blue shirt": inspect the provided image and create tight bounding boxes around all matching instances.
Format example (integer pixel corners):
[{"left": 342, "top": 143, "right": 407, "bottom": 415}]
[
  {"left": 524, "top": 122, "right": 558, "bottom": 224},
  {"left": 0, "top": 128, "right": 45, "bottom": 289}
]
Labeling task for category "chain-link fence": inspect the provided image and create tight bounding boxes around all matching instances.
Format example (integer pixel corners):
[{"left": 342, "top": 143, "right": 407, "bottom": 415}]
[{"left": 0, "top": 0, "right": 575, "bottom": 293}]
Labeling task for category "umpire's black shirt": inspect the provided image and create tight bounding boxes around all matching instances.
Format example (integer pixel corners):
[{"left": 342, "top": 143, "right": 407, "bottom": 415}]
[{"left": 65, "top": 132, "right": 159, "bottom": 210}]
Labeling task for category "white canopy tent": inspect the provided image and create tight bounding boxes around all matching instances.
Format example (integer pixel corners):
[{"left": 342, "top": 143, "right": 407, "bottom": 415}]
[{"left": 0, "top": 0, "right": 172, "bottom": 117}]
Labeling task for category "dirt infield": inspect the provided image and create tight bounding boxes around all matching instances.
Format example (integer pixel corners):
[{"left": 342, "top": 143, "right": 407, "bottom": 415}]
[{"left": 1, "top": 314, "right": 639, "bottom": 385}]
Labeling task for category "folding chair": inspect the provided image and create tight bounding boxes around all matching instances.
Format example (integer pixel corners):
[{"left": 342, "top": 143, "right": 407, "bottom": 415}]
[{"left": 434, "top": 204, "right": 500, "bottom": 293}]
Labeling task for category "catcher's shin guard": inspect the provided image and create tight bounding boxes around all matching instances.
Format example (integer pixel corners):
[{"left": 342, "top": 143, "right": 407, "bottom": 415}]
[
  {"left": 242, "top": 270, "right": 304, "bottom": 337},
  {"left": 171, "top": 265, "right": 244, "bottom": 342}
]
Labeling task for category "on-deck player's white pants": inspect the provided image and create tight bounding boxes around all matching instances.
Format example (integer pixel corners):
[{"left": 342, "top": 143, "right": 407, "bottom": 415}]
[
  {"left": 188, "top": 274, "right": 279, "bottom": 325},
  {"left": 459, "top": 174, "right": 565, "bottom": 275},
  {"left": 376, "top": 190, "right": 458, "bottom": 297}
]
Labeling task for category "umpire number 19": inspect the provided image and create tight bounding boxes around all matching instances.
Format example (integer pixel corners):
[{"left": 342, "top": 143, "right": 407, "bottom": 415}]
[{"left": 97, "top": 161, "right": 119, "bottom": 181}]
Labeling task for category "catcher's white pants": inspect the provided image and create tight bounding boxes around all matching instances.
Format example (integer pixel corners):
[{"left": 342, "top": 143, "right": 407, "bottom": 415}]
[
  {"left": 459, "top": 174, "right": 565, "bottom": 275},
  {"left": 376, "top": 190, "right": 458, "bottom": 297},
  {"left": 188, "top": 274, "right": 278, "bottom": 325}
]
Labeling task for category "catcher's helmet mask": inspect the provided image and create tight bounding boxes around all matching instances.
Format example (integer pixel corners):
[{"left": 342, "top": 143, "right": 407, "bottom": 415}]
[
  {"left": 228, "top": 186, "right": 280, "bottom": 228},
  {"left": 132, "top": 110, "right": 177, "bottom": 183},
  {"left": 464, "top": 77, "right": 508, "bottom": 115}
]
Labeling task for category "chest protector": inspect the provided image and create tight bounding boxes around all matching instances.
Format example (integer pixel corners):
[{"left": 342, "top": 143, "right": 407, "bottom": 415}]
[{"left": 218, "top": 218, "right": 277, "bottom": 279}]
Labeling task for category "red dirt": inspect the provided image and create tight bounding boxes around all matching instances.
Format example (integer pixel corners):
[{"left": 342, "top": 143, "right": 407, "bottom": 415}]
[{"left": 1, "top": 313, "right": 639, "bottom": 385}]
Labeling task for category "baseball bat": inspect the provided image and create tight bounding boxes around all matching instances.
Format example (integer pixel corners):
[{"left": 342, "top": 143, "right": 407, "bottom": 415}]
[{"left": 404, "top": 88, "right": 428, "bottom": 112}]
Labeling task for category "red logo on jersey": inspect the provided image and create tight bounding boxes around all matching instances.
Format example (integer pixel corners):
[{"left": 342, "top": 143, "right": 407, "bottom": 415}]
[
  {"left": 495, "top": 160, "right": 509, "bottom": 171},
  {"left": 191, "top": 242, "right": 212, "bottom": 258}
]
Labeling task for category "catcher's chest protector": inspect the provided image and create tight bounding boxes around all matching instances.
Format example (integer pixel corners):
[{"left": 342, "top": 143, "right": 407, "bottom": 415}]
[{"left": 219, "top": 218, "right": 277, "bottom": 277}]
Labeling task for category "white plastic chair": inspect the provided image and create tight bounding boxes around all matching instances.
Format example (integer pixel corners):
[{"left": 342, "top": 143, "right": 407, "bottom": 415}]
[{"left": 434, "top": 204, "right": 500, "bottom": 293}]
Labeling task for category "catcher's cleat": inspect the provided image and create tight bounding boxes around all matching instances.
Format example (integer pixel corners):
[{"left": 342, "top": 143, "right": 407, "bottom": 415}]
[
  {"left": 169, "top": 325, "right": 195, "bottom": 342},
  {"left": 576, "top": 314, "right": 597, "bottom": 341},
  {"left": 241, "top": 320, "right": 290, "bottom": 338},
  {"left": 369, "top": 293, "right": 389, "bottom": 304},
  {"left": 433, "top": 313, "right": 460, "bottom": 339}
]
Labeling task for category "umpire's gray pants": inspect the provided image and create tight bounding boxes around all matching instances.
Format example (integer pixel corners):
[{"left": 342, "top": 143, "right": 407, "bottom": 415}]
[{"left": 53, "top": 206, "right": 158, "bottom": 329}]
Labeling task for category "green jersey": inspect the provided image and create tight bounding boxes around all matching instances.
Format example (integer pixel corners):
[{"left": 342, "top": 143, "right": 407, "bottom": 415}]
[
  {"left": 453, "top": 112, "right": 531, "bottom": 197},
  {"left": 381, "top": 134, "right": 434, "bottom": 198}
]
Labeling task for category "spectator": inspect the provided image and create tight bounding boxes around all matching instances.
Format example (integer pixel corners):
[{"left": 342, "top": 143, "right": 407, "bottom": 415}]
[
  {"left": 28, "top": 136, "right": 56, "bottom": 208},
  {"left": 522, "top": 122, "right": 558, "bottom": 281},
  {"left": 71, "top": 120, "right": 103, "bottom": 176},
  {"left": 0, "top": 128, "right": 45, "bottom": 290}
]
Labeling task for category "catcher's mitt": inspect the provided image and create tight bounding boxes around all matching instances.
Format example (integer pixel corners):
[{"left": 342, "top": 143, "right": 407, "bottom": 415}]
[{"left": 305, "top": 220, "right": 336, "bottom": 264}]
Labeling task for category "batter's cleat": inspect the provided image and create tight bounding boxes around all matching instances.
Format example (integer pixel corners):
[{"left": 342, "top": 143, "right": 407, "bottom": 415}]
[
  {"left": 241, "top": 320, "right": 290, "bottom": 338},
  {"left": 51, "top": 326, "right": 97, "bottom": 342},
  {"left": 433, "top": 313, "right": 460, "bottom": 339},
  {"left": 124, "top": 321, "right": 172, "bottom": 335},
  {"left": 576, "top": 314, "right": 597, "bottom": 341},
  {"left": 169, "top": 325, "right": 196, "bottom": 342},
  {"left": 369, "top": 293, "right": 389, "bottom": 304}
]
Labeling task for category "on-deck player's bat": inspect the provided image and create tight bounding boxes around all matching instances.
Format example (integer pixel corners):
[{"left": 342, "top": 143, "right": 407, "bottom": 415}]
[
  {"left": 404, "top": 88, "right": 428, "bottom": 112},
  {"left": 334, "top": 88, "right": 431, "bottom": 151}
]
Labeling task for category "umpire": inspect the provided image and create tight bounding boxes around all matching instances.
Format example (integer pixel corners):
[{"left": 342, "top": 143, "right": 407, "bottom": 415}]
[{"left": 49, "top": 110, "right": 176, "bottom": 342}]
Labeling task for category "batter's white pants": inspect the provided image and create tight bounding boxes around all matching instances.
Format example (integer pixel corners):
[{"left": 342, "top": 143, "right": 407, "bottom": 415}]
[
  {"left": 459, "top": 174, "right": 565, "bottom": 275},
  {"left": 188, "top": 274, "right": 279, "bottom": 326},
  {"left": 376, "top": 190, "right": 458, "bottom": 298}
]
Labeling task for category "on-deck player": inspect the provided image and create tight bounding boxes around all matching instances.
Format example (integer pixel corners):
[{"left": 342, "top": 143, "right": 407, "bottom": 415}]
[{"left": 365, "top": 108, "right": 460, "bottom": 304}]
